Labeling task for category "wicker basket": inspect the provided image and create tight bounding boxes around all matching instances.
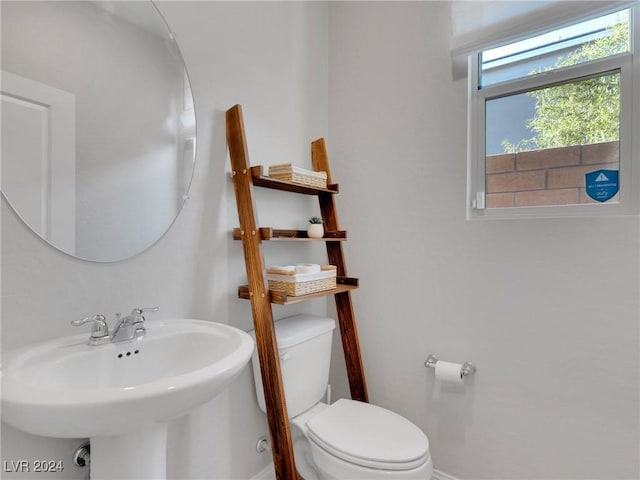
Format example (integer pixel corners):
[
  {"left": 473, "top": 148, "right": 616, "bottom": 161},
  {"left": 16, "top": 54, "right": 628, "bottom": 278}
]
[
  {"left": 268, "top": 164, "right": 327, "bottom": 189},
  {"left": 268, "top": 276, "right": 336, "bottom": 296},
  {"left": 270, "top": 172, "right": 327, "bottom": 188},
  {"left": 267, "top": 265, "right": 336, "bottom": 296}
]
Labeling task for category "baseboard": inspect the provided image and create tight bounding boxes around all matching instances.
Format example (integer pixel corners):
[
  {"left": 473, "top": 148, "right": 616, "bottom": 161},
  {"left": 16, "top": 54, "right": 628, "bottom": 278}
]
[
  {"left": 251, "top": 464, "right": 275, "bottom": 480},
  {"left": 252, "top": 463, "right": 458, "bottom": 480},
  {"left": 433, "top": 468, "right": 460, "bottom": 480}
]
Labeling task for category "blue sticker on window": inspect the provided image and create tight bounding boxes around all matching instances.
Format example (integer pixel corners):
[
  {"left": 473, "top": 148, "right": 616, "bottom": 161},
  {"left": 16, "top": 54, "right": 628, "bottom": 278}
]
[{"left": 585, "top": 169, "right": 619, "bottom": 202}]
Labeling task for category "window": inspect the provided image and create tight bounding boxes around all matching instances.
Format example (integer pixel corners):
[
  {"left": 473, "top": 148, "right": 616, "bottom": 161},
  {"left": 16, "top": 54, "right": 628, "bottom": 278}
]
[{"left": 468, "top": 7, "right": 637, "bottom": 218}]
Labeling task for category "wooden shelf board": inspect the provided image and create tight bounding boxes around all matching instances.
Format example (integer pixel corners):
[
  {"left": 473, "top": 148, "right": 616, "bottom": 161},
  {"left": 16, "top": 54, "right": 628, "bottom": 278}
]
[
  {"left": 233, "top": 228, "right": 347, "bottom": 241},
  {"left": 250, "top": 166, "right": 339, "bottom": 195},
  {"left": 238, "top": 278, "right": 358, "bottom": 305}
]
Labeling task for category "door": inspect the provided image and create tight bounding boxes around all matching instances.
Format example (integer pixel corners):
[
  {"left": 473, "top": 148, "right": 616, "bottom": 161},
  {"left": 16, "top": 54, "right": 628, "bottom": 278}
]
[{"left": 1, "top": 70, "right": 76, "bottom": 253}]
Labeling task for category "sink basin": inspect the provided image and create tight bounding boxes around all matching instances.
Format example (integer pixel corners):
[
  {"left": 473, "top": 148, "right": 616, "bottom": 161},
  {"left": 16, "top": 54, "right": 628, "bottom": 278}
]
[{"left": 1, "top": 319, "right": 254, "bottom": 479}]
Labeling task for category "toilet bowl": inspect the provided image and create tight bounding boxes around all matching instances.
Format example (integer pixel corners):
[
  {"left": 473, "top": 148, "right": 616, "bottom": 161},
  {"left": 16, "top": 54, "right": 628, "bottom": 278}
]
[
  {"left": 292, "top": 400, "right": 432, "bottom": 479},
  {"left": 249, "top": 314, "right": 432, "bottom": 479}
]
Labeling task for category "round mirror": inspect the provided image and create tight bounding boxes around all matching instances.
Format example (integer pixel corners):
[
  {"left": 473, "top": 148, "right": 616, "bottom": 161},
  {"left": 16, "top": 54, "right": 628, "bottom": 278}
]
[{"left": 1, "top": 1, "right": 196, "bottom": 262}]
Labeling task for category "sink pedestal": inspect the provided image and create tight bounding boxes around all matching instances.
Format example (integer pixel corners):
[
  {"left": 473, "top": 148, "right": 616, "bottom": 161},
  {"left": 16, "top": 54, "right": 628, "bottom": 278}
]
[{"left": 91, "top": 424, "right": 168, "bottom": 479}]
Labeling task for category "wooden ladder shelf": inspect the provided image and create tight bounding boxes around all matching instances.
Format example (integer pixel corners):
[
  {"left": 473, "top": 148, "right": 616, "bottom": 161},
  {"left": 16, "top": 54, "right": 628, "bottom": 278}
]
[{"left": 226, "top": 104, "right": 368, "bottom": 479}]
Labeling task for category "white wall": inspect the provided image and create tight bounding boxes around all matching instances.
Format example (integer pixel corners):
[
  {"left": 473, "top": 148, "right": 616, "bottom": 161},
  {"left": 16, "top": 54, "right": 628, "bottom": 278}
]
[
  {"left": 1, "top": 2, "right": 327, "bottom": 478},
  {"left": 327, "top": 2, "right": 639, "bottom": 479}
]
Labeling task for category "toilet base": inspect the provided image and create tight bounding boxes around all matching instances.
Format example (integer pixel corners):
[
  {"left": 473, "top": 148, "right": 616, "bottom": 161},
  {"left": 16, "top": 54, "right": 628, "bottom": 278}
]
[{"left": 292, "top": 435, "right": 321, "bottom": 480}]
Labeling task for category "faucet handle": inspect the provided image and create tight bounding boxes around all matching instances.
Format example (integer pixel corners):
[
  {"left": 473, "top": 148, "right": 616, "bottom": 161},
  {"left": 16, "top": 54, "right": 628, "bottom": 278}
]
[
  {"left": 131, "top": 307, "right": 159, "bottom": 315},
  {"left": 71, "top": 316, "right": 91, "bottom": 327},
  {"left": 131, "top": 307, "right": 159, "bottom": 320},
  {"left": 71, "top": 314, "right": 106, "bottom": 329},
  {"left": 71, "top": 315, "right": 110, "bottom": 345}
]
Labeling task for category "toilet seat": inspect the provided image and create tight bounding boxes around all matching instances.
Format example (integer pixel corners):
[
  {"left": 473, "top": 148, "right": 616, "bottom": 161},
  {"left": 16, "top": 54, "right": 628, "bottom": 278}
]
[{"left": 305, "top": 399, "right": 430, "bottom": 471}]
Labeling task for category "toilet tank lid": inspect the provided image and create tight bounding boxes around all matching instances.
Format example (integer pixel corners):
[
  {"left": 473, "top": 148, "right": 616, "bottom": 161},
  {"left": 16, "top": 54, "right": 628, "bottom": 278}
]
[{"left": 250, "top": 314, "right": 335, "bottom": 350}]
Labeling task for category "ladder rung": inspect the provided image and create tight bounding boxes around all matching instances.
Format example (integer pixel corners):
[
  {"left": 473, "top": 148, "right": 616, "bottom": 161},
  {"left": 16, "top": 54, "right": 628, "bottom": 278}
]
[
  {"left": 232, "top": 228, "right": 347, "bottom": 241},
  {"left": 250, "top": 166, "right": 339, "bottom": 195},
  {"left": 238, "top": 279, "right": 358, "bottom": 305}
]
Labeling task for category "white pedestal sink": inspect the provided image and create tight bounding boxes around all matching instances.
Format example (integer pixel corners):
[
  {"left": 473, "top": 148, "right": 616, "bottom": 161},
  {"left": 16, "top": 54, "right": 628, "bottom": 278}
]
[{"left": 1, "top": 319, "right": 254, "bottom": 479}]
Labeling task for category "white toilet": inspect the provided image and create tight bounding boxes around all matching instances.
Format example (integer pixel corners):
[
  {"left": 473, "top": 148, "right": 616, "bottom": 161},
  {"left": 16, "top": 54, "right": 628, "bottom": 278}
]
[{"left": 250, "top": 314, "right": 433, "bottom": 479}]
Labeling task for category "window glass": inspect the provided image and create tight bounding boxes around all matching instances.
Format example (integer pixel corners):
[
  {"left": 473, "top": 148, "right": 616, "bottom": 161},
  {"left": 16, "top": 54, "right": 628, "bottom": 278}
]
[
  {"left": 480, "top": 10, "right": 629, "bottom": 88},
  {"left": 485, "top": 72, "right": 622, "bottom": 209}
]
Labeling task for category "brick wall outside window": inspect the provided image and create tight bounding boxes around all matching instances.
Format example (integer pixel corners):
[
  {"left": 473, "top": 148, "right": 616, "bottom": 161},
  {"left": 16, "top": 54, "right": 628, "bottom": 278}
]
[{"left": 485, "top": 141, "right": 620, "bottom": 208}]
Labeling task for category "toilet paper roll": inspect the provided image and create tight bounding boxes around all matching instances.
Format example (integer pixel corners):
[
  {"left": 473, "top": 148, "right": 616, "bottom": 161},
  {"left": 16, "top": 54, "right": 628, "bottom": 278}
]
[{"left": 435, "top": 360, "right": 464, "bottom": 384}]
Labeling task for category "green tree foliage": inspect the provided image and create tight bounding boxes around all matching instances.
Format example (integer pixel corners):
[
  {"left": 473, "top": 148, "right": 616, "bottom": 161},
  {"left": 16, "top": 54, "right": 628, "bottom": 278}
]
[{"left": 503, "top": 21, "right": 629, "bottom": 153}]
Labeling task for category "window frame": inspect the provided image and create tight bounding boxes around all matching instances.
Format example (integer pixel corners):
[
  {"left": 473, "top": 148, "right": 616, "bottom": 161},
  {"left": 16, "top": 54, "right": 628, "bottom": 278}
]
[{"left": 467, "top": 6, "right": 638, "bottom": 220}]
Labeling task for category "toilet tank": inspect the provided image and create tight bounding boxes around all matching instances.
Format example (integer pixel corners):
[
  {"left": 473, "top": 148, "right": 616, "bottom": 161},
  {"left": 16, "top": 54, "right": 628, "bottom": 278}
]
[{"left": 249, "top": 314, "right": 335, "bottom": 418}]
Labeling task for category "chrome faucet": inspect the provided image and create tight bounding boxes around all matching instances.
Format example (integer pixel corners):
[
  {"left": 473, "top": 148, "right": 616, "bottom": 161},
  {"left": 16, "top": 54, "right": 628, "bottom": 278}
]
[
  {"left": 71, "top": 314, "right": 110, "bottom": 346},
  {"left": 110, "top": 307, "right": 158, "bottom": 344}
]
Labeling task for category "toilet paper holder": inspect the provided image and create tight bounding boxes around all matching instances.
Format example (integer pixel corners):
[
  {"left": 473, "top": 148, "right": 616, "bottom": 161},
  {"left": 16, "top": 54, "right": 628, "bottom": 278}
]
[{"left": 424, "top": 354, "right": 476, "bottom": 377}]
